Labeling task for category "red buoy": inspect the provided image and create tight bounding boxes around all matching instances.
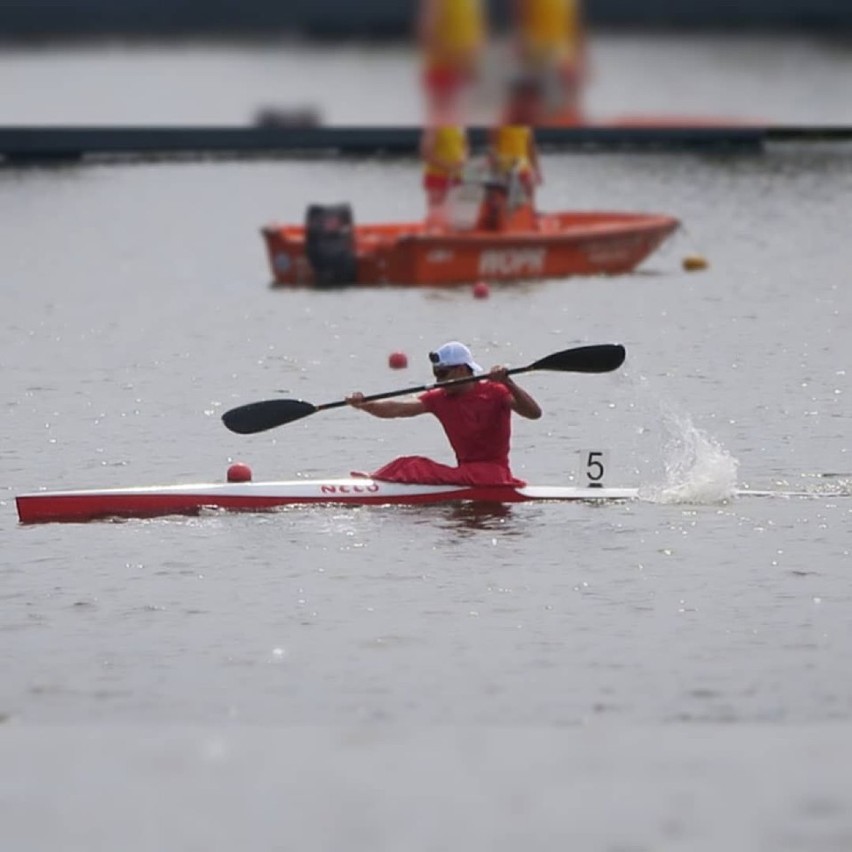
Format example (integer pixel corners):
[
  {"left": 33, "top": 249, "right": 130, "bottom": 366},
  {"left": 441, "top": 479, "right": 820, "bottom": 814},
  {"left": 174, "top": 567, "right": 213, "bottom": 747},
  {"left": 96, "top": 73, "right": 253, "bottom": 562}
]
[
  {"left": 473, "top": 281, "right": 490, "bottom": 299},
  {"left": 227, "top": 463, "right": 252, "bottom": 483},
  {"left": 388, "top": 351, "right": 408, "bottom": 369}
]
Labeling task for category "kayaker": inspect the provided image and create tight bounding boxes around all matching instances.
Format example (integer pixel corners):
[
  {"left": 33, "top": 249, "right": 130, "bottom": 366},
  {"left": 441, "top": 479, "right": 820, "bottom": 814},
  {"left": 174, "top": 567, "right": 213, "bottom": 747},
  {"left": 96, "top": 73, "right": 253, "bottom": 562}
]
[
  {"left": 511, "top": 0, "right": 587, "bottom": 125},
  {"left": 420, "top": 124, "right": 470, "bottom": 226},
  {"left": 346, "top": 341, "right": 542, "bottom": 487},
  {"left": 418, "top": 0, "right": 487, "bottom": 124}
]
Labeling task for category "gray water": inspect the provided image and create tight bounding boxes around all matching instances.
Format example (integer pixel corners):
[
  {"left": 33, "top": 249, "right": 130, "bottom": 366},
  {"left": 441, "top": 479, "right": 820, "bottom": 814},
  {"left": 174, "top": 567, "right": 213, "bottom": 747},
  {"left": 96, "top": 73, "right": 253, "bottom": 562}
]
[{"left": 2, "top": 38, "right": 852, "bottom": 852}]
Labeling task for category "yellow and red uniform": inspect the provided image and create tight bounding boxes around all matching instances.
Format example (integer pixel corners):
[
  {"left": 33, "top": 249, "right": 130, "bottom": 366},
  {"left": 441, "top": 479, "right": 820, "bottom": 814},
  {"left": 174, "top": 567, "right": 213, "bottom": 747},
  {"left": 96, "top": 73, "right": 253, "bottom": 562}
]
[
  {"left": 512, "top": 0, "right": 586, "bottom": 125},
  {"left": 490, "top": 124, "right": 537, "bottom": 187},
  {"left": 422, "top": 125, "right": 468, "bottom": 193},
  {"left": 420, "top": 0, "right": 486, "bottom": 104},
  {"left": 515, "top": 0, "right": 583, "bottom": 68},
  {"left": 478, "top": 125, "right": 539, "bottom": 229}
]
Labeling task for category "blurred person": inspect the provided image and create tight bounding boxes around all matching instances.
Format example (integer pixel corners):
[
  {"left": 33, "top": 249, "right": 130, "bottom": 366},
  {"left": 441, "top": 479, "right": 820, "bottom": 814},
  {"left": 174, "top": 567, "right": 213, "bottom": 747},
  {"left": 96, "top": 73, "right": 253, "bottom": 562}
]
[
  {"left": 418, "top": 0, "right": 487, "bottom": 124},
  {"left": 511, "top": 0, "right": 587, "bottom": 125},
  {"left": 488, "top": 124, "right": 542, "bottom": 204},
  {"left": 501, "top": 71, "right": 549, "bottom": 125},
  {"left": 420, "top": 124, "right": 470, "bottom": 226},
  {"left": 346, "top": 341, "right": 541, "bottom": 487},
  {"left": 473, "top": 124, "right": 541, "bottom": 230}
]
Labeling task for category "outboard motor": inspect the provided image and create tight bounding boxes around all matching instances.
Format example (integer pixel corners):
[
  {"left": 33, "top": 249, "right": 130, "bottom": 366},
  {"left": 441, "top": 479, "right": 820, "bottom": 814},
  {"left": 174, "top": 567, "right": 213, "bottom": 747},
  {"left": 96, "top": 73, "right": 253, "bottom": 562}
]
[{"left": 305, "top": 203, "right": 357, "bottom": 286}]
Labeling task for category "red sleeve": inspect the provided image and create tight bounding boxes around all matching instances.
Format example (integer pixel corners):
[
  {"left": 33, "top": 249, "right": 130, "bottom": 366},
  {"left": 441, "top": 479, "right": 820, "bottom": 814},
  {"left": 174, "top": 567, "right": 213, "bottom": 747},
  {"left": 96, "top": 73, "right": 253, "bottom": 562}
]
[
  {"left": 489, "top": 381, "right": 513, "bottom": 408},
  {"left": 418, "top": 388, "right": 444, "bottom": 414}
]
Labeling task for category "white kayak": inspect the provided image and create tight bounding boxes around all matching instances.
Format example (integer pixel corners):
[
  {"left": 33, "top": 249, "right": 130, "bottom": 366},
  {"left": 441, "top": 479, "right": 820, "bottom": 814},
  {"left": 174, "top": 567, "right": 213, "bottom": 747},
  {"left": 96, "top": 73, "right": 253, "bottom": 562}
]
[{"left": 14, "top": 476, "right": 818, "bottom": 525}]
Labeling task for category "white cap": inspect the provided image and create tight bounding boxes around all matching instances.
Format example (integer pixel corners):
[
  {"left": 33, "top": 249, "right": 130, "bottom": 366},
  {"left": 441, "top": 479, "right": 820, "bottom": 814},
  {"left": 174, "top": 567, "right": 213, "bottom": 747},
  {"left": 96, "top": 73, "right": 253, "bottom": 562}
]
[{"left": 429, "top": 341, "right": 483, "bottom": 373}]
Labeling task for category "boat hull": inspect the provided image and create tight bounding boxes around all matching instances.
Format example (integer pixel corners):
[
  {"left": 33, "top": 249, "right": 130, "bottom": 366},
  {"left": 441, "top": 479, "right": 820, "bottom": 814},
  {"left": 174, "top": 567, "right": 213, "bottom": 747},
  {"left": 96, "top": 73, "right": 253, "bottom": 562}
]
[
  {"left": 15, "top": 478, "right": 825, "bottom": 524},
  {"left": 16, "top": 479, "right": 640, "bottom": 524},
  {"left": 262, "top": 211, "right": 679, "bottom": 287}
]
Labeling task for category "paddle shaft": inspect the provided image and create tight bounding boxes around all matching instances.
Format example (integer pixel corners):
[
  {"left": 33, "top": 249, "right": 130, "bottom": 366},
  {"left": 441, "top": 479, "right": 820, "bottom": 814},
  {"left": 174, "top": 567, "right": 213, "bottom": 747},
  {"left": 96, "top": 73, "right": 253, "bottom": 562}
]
[{"left": 316, "top": 364, "right": 541, "bottom": 412}]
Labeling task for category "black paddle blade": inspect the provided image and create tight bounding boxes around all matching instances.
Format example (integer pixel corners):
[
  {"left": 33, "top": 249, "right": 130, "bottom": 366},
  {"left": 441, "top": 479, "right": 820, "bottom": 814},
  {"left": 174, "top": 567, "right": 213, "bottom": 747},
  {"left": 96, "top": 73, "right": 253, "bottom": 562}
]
[
  {"left": 530, "top": 344, "right": 626, "bottom": 374},
  {"left": 222, "top": 399, "right": 317, "bottom": 434}
]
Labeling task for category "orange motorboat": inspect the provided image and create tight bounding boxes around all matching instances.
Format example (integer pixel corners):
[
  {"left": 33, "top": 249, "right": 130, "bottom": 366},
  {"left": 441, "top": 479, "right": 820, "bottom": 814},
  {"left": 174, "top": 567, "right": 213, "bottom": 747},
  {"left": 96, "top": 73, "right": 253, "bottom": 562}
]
[{"left": 261, "top": 194, "right": 679, "bottom": 288}]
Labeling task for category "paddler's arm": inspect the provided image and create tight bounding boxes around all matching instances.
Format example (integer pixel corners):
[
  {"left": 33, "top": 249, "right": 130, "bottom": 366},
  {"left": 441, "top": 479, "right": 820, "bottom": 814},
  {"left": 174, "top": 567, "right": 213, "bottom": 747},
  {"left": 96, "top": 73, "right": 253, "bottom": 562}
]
[
  {"left": 488, "top": 367, "right": 542, "bottom": 420},
  {"left": 346, "top": 393, "right": 427, "bottom": 419}
]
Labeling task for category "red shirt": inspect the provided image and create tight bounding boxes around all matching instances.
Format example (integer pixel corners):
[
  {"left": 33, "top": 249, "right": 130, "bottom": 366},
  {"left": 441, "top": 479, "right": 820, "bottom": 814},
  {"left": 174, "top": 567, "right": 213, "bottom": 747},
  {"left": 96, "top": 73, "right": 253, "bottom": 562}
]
[{"left": 419, "top": 380, "right": 513, "bottom": 466}]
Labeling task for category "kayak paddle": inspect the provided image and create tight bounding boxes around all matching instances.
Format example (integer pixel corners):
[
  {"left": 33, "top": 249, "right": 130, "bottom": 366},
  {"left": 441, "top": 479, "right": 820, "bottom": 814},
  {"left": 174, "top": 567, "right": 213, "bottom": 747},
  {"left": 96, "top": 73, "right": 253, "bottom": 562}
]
[{"left": 222, "top": 343, "right": 626, "bottom": 434}]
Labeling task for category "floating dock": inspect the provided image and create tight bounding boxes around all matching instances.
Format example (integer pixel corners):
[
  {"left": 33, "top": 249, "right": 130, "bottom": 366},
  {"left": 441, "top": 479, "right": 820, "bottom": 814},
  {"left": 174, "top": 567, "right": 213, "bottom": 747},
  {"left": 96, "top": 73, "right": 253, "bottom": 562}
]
[{"left": 1, "top": 126, "right": 850, "bottom": 165}]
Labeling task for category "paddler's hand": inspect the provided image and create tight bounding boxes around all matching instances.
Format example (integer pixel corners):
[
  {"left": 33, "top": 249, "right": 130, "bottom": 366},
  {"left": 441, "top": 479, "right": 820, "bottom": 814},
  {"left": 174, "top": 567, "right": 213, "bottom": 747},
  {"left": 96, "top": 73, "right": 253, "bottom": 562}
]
[
  {"left": 489, "top": 366, "right": 542, "bottom": 419},
  {"left": 346, "top": 392, "right": 366, "bottom": 408},
  {"left": 488, "top": 366, "right": 511, "bottom": 385}
]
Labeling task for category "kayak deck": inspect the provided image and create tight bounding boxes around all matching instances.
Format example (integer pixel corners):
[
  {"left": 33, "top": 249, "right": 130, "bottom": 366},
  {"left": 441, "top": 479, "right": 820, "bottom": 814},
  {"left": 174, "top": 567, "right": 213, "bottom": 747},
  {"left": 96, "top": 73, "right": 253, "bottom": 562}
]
[{"left": 16, "top": 478, "right": 642, "bottom": 524}]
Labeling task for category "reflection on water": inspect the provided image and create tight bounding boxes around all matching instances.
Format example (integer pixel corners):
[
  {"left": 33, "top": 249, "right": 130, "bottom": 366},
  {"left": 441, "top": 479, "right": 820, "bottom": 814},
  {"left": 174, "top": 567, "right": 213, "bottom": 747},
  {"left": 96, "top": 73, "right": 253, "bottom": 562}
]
[
  {"left": 371, "top": 500, "right": 522, "bottom": 537},
  {"left": 268, "top": 500, "right": 526, "bottom": 542},
  {"left": 436, "top": 500, "right": 519, "bottom": 536}
]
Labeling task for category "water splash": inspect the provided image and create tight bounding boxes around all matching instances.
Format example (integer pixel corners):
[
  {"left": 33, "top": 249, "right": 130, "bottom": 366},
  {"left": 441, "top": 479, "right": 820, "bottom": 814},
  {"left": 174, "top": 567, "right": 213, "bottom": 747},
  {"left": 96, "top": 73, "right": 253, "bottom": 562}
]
[{"left": 640, "top": 403, "right": 739, "bottom": 504}]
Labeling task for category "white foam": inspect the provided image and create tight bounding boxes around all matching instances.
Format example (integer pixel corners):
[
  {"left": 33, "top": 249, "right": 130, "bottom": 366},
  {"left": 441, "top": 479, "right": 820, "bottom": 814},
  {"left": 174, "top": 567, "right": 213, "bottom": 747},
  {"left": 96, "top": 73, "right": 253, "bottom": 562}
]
[{"left": 641, "top": 403, "right": 740, "bottom": 504}]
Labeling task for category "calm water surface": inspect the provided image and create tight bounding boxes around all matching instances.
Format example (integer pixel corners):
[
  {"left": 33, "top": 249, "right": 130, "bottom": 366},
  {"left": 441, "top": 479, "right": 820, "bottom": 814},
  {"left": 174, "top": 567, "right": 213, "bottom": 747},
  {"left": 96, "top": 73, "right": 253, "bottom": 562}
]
[{"left": 1, "top": 44, "right": 852, "bottom": 850}]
